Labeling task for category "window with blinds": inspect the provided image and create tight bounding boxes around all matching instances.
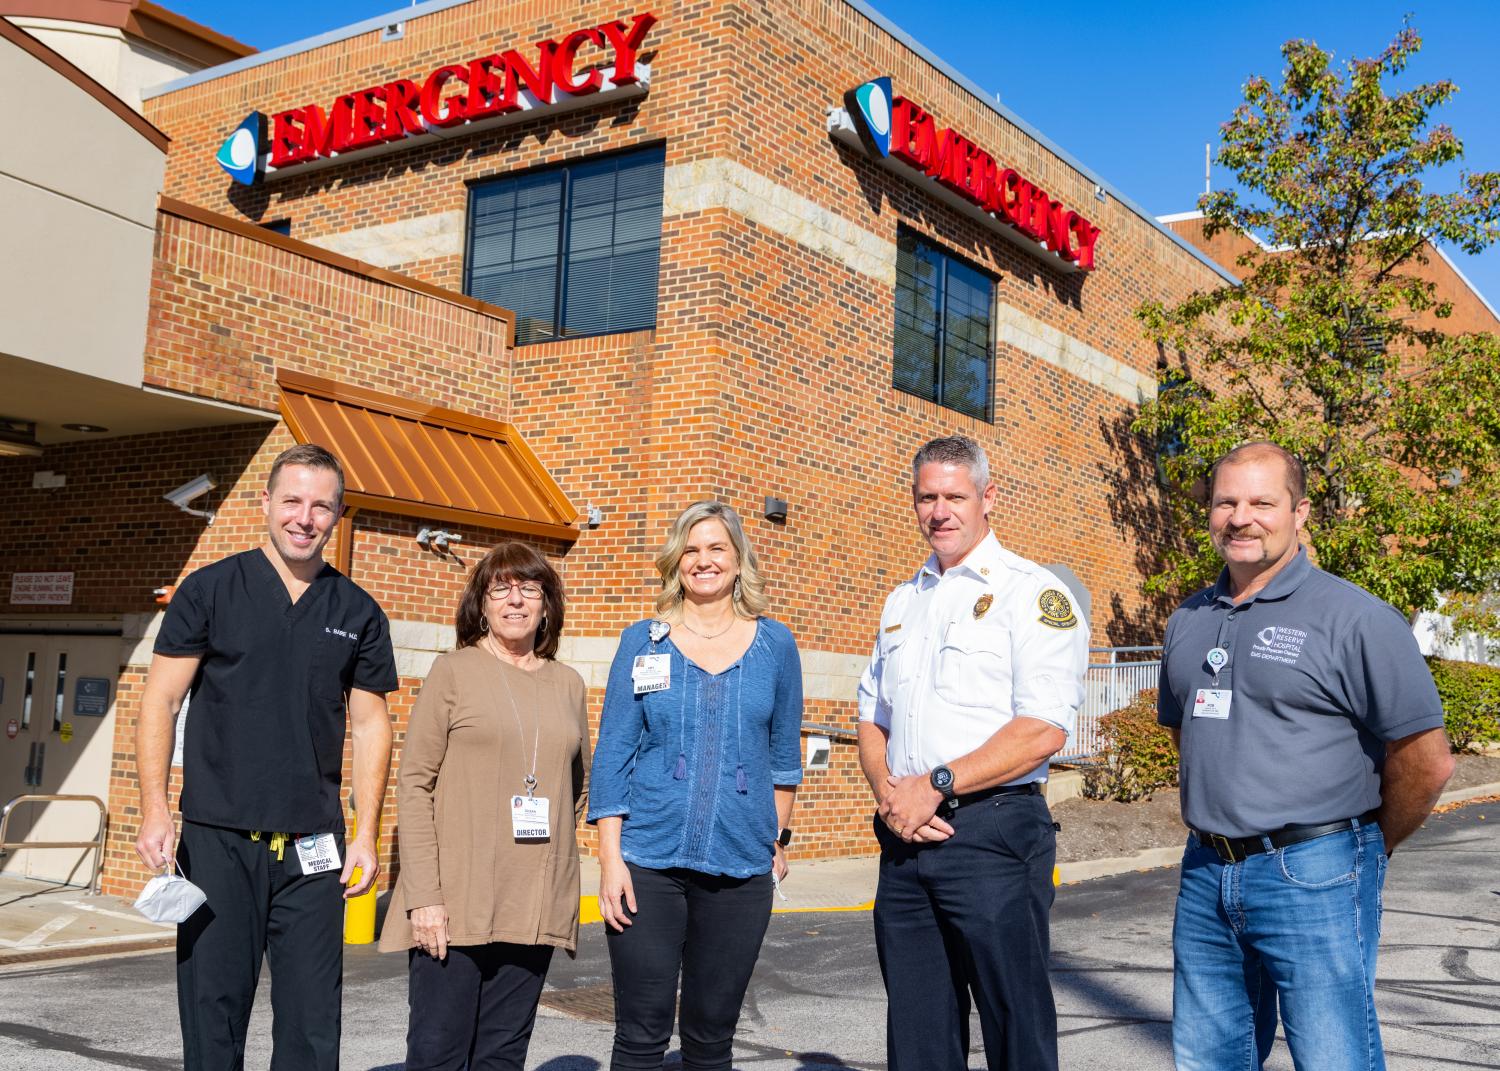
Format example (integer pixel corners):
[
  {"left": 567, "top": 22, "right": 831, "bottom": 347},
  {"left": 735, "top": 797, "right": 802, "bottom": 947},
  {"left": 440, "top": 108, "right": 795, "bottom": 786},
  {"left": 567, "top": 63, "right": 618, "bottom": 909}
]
[
  {"left": 892, "top": 230, "right": 996, "bottom": 422},
  {"left": 465, "top": 145, "right": 666, "bottom": 345}
]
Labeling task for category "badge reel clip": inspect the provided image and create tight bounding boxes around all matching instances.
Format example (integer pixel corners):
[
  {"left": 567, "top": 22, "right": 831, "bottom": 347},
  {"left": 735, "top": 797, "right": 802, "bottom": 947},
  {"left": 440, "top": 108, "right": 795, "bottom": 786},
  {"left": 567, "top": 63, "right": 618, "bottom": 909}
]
[{"left": 133, "top": 858, "right": 208, "bottom": 924}]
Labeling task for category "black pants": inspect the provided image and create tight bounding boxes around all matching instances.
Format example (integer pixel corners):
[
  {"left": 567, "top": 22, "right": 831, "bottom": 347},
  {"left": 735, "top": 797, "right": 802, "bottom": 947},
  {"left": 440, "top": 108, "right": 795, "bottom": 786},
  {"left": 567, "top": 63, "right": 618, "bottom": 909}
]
[
  {"left": 176, "top": 820, "right": 346, "bottom": 1071},
  {"left": 405, "top": 942, "right": 555, "bottom": 1070},
  {"left": 873, "top": 793, "right": 1058, "bottom": 1071},
  {"left": 606, "top": 863, "right": 774, "bottom": 1071}
]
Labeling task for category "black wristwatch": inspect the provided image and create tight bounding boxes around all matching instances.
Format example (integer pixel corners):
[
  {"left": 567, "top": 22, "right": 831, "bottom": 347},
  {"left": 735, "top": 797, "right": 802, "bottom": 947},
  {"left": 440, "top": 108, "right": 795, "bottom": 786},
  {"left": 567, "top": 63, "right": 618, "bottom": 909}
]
[
  {"left": 776, "top": 827, "right": 793, "bottom": 848},
  {"left": 930, "top": 765, "right": 957, "bottom": 800}
]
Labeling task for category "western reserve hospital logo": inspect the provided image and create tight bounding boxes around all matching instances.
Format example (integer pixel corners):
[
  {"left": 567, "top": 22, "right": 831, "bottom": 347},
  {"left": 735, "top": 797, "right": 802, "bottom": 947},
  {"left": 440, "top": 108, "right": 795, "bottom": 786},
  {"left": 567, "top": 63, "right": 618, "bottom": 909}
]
[
  {"left": 1251, "top": 625, "right": 1308, "bottom": 666},
  {"left": 216, "top": 113, "right": 264, "bottom": 186},
  {"left": 845, "top": 76, "right": 893, "bottom": 158}
]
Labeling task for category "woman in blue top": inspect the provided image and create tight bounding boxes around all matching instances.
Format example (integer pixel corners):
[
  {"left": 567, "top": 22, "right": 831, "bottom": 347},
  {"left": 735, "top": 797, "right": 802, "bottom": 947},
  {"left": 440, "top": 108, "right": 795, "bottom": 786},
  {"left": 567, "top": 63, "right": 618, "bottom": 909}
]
[{"left": 589, "top": 500, "right": 804, "bottom": 1071}]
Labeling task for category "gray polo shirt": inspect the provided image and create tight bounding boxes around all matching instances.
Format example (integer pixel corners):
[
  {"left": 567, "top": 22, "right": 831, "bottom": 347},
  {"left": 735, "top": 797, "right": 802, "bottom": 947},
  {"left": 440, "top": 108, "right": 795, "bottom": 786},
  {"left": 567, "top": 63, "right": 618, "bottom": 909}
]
[{"left": 1158, "top": 548, "right": 1444, "bottom": 837}]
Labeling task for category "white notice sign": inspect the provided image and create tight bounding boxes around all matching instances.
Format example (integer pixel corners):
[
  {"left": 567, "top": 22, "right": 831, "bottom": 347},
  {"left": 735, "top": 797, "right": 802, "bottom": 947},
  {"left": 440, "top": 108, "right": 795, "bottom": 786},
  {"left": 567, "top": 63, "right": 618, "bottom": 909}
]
[{"left": 10, "top": 572, "right": 74, "bottom": 605}]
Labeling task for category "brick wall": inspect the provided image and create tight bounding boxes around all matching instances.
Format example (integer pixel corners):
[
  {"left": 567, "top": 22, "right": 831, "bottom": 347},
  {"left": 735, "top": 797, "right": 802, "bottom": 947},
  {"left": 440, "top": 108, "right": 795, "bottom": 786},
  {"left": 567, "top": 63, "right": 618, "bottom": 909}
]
[{"left": 68, "top": 0, "right": 1259, "bottom": 896}]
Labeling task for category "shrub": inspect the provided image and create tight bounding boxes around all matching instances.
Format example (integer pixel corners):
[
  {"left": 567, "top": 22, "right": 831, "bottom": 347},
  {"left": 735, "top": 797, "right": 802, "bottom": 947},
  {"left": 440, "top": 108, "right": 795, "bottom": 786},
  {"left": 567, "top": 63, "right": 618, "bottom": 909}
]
[
  {"left": 1081, "top": 688, "right": 1179, "bottom": 803},
  {"left": 1427, "top": 657, "right": 1500, "bottom": 754}
]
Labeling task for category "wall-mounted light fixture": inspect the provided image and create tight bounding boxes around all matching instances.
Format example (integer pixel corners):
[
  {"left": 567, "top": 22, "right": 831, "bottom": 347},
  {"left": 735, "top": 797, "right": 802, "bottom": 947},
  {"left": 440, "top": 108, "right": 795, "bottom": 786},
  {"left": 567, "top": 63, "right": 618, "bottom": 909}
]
[
  {"left": 164, "top": 474, "right": 216, "bottom": 524},
  {"left": 584, "top": 504, "right": 604, "bottom": 528},
  {"left": 416, "top": 527, "right": 462, "bottom": 552},
  {"left": 805, "top": 735, "right": 831, "bottom": 770},
  {"left": 763, "top": 495, "right": 788, "bottom": 524}
]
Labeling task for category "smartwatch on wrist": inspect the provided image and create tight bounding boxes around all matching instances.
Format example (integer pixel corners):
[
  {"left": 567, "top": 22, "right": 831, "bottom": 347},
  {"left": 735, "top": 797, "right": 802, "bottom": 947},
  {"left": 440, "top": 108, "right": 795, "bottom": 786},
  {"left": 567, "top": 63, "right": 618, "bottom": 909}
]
[
  {"left": 930, "top": 764, "right": 957, "bottom": 800},
  {"left": 776, "top": 827, "right": 793, "bottom": 848}
]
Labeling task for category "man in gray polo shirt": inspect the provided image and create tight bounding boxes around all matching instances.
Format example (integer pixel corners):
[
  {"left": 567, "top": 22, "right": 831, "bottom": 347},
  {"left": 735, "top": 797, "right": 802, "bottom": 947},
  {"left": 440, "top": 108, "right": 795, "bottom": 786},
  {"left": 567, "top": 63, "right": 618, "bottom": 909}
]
[{"left": 1158, "top": 441, "right": 1453, "bottom": 1071}]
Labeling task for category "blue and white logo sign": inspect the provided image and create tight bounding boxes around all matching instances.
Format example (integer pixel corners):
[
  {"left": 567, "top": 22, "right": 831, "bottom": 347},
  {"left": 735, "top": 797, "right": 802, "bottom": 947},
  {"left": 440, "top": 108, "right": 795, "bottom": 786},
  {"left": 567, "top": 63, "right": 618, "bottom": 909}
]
[
  {"left": 844, "top": 77, "right": 893, "bottom": 158},
  {"left": 215, "top": 112, "right": 265, "bottom": 186}
]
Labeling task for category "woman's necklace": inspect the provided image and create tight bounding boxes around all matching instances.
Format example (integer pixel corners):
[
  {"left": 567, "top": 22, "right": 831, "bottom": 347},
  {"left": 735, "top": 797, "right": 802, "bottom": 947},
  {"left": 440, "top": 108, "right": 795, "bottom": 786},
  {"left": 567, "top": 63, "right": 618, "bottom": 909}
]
[
  {"left": 482, "top": 634, "right": 540, "bottom": 794},
  {"left": 678, "top": 614, "right": 737, "bottom": 640}
]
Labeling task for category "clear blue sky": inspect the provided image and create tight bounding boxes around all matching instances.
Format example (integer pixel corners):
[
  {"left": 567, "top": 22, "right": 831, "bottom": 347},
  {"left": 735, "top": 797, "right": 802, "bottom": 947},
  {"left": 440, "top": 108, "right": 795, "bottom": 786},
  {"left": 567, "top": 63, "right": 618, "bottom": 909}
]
[{"left": 168, "top": 0, "right": 1500, "bottom": 310}]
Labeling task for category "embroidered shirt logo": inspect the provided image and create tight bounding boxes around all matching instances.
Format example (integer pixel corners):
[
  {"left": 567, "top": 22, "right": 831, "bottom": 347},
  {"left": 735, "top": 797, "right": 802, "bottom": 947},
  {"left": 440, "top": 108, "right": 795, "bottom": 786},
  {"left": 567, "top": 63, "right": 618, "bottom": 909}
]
[
  {"left": 323, "top": 626, "right": 360, "bottom": 641},
  {"left": 1250, "top": 625, "right": 1307, "bottom": 666},
  {"left": 1037, "top": 588, "right": 1078, "bottom": 630}
]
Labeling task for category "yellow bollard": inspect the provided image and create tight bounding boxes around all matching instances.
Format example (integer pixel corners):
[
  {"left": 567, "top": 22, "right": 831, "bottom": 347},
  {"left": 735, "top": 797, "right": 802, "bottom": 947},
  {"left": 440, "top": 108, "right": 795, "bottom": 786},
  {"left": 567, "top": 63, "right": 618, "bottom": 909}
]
[{"left": 343, "top": 806, "right": 377, "bottom": 945}]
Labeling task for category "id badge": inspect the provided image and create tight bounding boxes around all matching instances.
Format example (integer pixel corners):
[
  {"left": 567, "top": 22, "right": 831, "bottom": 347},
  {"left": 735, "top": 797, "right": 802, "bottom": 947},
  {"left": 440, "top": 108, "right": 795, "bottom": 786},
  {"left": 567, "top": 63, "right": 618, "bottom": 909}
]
[
  {"left": 294, "top": 833, "right": 342, "bottom": 874},
  {"left": 511, "top": 795, "right": 551, "bottom": 839},
  {"left": 1192, "top": 688, "right": 1232, "bottom": 719},
  {"left": 632, "top": 654, "right": 671, "bottom": 695}
]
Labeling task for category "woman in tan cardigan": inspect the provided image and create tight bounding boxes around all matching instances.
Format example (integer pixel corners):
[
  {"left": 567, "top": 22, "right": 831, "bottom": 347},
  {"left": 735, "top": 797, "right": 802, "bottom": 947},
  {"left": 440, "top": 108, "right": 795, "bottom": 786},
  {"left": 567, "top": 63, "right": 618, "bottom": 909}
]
[{"left": 380, "top": 541, "right": 589, "bottom": 1071}]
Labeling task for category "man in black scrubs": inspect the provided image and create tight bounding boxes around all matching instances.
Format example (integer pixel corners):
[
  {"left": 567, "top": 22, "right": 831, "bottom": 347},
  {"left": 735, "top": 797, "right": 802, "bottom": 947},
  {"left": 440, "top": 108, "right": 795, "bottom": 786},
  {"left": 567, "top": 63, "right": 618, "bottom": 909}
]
[{"left": 134, "top": 443, "right": 397, "bottom": 1070}]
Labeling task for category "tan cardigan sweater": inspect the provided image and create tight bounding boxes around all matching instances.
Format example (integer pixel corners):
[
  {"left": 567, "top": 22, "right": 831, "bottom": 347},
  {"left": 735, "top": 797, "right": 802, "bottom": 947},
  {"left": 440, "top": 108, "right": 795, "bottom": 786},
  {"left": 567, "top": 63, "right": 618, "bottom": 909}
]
[{"left": 379, "top": 646, "right": 589, "bottom": 954}]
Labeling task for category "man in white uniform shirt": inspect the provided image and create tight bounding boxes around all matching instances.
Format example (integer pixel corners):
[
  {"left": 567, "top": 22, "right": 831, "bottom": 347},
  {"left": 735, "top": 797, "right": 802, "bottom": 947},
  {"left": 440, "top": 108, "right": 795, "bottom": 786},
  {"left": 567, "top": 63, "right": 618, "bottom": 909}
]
[{"left": 858, "top": 435, "right": 1088, "bottom": 1071}]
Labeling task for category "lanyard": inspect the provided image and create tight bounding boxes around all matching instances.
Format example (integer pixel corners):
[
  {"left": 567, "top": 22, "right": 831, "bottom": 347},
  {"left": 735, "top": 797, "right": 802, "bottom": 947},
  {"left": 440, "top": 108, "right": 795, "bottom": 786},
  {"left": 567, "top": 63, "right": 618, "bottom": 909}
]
[{"left": 483, "top": 637, "right": 540, "bottom": 796}]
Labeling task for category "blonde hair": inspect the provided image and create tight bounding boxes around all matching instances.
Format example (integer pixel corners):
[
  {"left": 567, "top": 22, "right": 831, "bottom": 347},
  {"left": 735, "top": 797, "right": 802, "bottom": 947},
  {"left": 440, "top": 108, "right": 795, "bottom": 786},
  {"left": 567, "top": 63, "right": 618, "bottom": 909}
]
[{"left": 653, "top": 501, "right": 769, "bottom": 619}]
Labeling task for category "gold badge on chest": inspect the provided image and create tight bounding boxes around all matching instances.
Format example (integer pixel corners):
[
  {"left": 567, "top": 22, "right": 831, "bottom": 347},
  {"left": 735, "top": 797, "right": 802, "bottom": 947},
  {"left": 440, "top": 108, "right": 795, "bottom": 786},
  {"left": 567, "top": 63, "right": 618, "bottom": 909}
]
[{"left": 973, "top": 593, "right": 994, "bottom": 620}]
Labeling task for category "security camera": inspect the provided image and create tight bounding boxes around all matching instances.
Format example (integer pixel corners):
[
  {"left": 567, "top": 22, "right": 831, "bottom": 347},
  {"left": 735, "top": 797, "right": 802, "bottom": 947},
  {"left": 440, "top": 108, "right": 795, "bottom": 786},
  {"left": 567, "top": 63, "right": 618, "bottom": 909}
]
[{"left": 165, "top": 474, "right": 216, "bottom": 524}]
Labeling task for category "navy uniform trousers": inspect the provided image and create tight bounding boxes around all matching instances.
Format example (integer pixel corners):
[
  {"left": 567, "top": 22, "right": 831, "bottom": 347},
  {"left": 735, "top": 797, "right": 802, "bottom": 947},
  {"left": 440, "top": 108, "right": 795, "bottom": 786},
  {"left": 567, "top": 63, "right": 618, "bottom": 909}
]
[
  {"left": 176, "top": 821, "right": 346, "bottom": 1071},
  {"left": 873, "top": 790, "right": 1058, "bottom": 1071}
]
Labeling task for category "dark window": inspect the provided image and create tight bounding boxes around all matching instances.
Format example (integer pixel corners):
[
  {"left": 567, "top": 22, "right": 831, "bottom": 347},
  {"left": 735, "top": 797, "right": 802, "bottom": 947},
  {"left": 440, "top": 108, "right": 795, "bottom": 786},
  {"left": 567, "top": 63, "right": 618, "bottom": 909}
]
[
  {"left": 465, "top": 146, "right": 666, "bottom": 345},
  {"left": 261, "top": 219, "right": 292, "bottom": 236},
  {"left": 893, "top": 231, "right": 995, "bottom": 421}
]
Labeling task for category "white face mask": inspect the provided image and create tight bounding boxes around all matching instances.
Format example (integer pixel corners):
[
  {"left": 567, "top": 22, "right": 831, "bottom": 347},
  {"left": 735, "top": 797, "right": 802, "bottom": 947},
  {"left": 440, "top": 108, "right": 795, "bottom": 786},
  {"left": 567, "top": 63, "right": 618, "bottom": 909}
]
[{"left": 133, "top": 861, "right": 207, "bottom": 925}]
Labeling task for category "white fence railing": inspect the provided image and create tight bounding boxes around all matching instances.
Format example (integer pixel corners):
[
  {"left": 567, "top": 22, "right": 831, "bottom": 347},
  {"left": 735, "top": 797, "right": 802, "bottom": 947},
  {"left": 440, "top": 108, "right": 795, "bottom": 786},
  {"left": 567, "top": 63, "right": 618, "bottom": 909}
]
[{"left": 1059, "top": 646, "right": 1163, "bottom": 763}]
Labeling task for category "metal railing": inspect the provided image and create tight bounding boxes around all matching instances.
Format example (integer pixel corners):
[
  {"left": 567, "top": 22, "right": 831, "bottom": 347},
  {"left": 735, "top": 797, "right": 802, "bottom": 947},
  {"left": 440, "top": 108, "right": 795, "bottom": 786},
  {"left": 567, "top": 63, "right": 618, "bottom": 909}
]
[
  {"left": 1058, "top": 646, "right": 1163, "bottom": 763},
  {"left": 0, "top": 794, "right": 109, "bottom": 895}
]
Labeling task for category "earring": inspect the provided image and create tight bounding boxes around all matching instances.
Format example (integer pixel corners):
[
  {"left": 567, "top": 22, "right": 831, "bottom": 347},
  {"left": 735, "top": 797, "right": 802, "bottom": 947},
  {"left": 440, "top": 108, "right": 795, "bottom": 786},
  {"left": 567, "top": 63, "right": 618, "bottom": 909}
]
[
  {"left": 733, "top": 577, "right": 742, "bottom": 601},
  {"left": 479, "top": 616, "right": 489, "bottom": 634}
]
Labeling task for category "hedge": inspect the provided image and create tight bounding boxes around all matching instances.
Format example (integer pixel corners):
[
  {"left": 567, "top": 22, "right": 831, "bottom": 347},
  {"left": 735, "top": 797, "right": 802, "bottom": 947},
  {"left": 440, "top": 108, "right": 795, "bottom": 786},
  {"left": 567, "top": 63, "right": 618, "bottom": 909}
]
[
  {"left": 1427, "top": 656, "right": 1500, "bottom": 753},
  {"left": 1081, "top": 688, "right": 1178, "bottom": 803}
]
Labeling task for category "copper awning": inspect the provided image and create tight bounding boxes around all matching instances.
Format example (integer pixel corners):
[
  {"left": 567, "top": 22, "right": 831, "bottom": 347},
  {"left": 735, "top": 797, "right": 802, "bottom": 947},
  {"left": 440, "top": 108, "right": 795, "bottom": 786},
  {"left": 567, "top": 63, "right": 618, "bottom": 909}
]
[{"left": 276, "top": 370, "right": 579, "bottom": 543}]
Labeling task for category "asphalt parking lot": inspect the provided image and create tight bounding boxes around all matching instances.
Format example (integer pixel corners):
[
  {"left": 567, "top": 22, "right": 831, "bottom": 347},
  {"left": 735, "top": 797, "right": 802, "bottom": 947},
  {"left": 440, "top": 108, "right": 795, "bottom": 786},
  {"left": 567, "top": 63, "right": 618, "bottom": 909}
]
[{"left": 1, "top": 804, "right": 1495, "bottom": 1070}]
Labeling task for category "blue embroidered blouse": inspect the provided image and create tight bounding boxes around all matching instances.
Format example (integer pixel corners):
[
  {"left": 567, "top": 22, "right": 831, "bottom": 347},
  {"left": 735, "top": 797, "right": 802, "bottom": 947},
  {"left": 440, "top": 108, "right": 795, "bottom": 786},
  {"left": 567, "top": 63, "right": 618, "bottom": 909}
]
[{"left": 587, "top": 617, "right": 805, "bottom": 877}]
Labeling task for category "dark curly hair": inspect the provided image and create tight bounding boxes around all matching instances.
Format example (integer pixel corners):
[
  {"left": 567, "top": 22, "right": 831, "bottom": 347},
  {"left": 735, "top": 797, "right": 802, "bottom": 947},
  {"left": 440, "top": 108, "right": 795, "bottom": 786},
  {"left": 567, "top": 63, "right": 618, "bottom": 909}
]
[{"left": 455, "top": 542, "right": 565, "bottom": 659}]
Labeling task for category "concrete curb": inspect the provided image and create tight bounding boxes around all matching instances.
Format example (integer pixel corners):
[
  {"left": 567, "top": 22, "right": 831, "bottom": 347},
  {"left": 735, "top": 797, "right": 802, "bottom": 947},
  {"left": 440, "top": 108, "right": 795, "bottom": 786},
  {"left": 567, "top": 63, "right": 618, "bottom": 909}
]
[
  {"left": 1436, "top": 780, "right": 1500, "bottom": 807},
  {"left": 1057, "top": 846, "right": 1184, "bottom": 885},
  {"left": 1051, "top": 780, "right": 1500, "bottom": 888},
  {"left": 11, "top": 784, "right": 1495, "bottom": 967}
]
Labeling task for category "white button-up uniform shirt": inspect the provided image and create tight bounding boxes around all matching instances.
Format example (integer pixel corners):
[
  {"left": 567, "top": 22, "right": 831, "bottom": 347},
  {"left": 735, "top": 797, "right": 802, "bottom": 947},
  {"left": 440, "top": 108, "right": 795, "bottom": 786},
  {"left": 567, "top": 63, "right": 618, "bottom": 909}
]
[{"left": 857, "top": 532, "right": 1089, "bottom": 782}]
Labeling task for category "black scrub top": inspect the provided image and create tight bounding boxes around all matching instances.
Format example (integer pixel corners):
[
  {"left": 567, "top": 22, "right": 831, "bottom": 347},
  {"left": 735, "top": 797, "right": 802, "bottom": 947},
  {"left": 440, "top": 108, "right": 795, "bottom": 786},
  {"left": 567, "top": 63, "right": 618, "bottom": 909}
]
[{"left": 155, "top": 549, "right": 399, "bottom": 833}]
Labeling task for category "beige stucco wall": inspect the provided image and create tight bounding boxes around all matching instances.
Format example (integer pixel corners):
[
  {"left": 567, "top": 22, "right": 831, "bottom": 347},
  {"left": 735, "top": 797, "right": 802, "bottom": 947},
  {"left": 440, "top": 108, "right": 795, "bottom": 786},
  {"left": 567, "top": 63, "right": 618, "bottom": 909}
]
[
  {"left": 6, "top": 17, "right": 198, "bottom": 109},
  {"left": 0, "top": 30, "right": 165, "bottom": 387}
]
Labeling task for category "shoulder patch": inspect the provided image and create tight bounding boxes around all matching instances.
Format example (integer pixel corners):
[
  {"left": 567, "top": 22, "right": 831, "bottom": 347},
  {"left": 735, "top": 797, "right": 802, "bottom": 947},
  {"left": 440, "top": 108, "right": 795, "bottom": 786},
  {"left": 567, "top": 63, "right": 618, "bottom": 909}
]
[{"left": 1037, "top": 588, "right": 1078, "bottom": 630}]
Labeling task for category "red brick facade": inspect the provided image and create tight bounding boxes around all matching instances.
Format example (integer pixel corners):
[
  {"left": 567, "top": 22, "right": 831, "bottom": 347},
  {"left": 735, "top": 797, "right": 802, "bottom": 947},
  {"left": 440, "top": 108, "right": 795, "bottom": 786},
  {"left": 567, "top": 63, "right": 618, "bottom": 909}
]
[{"left": 5, "top": 0, "right": 1248, "bottom": 897}]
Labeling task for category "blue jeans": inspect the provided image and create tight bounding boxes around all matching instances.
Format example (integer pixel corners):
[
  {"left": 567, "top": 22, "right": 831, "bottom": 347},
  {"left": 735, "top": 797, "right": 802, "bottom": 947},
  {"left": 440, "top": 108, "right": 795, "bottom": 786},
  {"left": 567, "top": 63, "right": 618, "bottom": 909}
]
[{"left": 1172, "top": 820, "right": 1388, "bottom": 1071}]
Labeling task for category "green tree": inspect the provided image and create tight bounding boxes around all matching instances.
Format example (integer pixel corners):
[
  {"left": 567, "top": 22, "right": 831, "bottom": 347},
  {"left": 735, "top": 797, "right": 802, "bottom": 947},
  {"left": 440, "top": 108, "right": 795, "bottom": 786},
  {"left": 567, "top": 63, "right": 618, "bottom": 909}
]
[{"left": 1134, "top": 24, "right": 1500, "bottom": 633}]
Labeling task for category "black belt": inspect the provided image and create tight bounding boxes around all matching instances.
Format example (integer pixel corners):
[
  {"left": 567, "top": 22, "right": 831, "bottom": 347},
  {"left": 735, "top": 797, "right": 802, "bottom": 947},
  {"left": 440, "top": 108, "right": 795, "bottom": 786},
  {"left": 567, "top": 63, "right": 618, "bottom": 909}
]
[
  {"left": 939, "top": 781, "right": 1041, "bottom": 815},
  {"left": 1193, "top": 809, "right": 1380, "bottom": 864}
]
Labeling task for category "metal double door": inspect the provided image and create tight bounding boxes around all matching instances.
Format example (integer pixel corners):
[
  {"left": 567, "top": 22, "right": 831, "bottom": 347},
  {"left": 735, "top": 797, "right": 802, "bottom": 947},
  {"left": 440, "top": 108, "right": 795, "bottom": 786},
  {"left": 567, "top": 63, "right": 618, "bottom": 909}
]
[{"left": 0, "top": 634, "right": 118, "bottom": 885}]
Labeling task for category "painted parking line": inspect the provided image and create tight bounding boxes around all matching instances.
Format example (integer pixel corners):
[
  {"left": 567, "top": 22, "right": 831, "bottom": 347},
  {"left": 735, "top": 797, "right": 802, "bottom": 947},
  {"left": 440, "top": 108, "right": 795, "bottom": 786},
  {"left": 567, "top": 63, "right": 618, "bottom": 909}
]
[{"left": 12, "top": 914, "right": 74, "bottom": 949}]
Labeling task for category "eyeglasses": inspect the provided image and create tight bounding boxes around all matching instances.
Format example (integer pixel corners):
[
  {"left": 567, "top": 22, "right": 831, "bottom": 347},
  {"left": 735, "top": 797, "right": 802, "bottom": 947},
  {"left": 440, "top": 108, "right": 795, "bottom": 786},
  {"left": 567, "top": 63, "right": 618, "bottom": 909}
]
[{"left": 486, "top": 581, "right": 544, "bottom": 601}]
